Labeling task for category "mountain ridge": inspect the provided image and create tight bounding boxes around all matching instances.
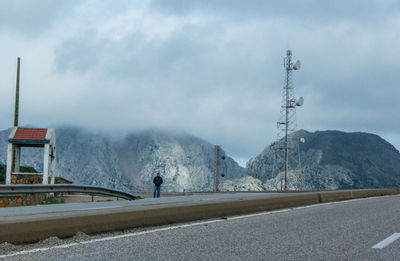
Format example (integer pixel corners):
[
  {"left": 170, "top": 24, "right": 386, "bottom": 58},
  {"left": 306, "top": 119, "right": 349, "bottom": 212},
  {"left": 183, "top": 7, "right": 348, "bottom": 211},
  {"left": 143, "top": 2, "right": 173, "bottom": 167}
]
[
  {"left": 1, "top": 127, "right": 399, "bottom": 191},
  {"left": 246, "top": 129, "right": 400, "bottom": 189},
  {"left": 0, "top": 127, "right": 245, "bottom": 192}
]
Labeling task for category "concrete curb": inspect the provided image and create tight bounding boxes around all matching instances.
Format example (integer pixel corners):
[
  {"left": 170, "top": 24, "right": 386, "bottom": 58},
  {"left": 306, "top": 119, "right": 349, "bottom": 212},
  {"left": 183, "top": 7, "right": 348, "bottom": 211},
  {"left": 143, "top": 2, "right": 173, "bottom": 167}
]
[{"left": 0, "top": 188, "right": 398, "bottom": 244}]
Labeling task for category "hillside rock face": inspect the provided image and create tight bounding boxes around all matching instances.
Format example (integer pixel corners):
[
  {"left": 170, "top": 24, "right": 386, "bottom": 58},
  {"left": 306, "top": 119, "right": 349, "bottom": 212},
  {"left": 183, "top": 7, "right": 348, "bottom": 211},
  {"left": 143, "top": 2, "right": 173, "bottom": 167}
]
[
  {"left": 0, "top": 127, "right": 245, "bottom": 192},
  {"left": 2, "top": 127, "right": 398, "bottom": 192},
  {"left": 117, "top": 130, "right": 244, "bottom": 192},
  {"left": 247, "top": 130, "right": 400, "bottom": 190},
  {"left": 220, "top": 176, "right": 264, "bottom": 191}
]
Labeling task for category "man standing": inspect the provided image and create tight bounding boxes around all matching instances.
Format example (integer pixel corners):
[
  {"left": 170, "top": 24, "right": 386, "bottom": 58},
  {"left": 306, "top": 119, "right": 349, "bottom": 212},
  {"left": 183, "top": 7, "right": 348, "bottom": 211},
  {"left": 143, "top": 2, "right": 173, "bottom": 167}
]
[{"left": 153, "top": 172, "right": 163, "bottom": 198}]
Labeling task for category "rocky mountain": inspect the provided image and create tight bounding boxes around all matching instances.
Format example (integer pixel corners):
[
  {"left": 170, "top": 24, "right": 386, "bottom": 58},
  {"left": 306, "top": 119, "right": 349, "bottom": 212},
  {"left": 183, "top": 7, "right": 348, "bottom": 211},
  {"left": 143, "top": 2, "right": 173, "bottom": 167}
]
[
  {"left": 3, "top": 127, "right": 398, "bottom": 192},
  {"left": 0, "top": 127, "right": 245, "bottom": 192},
  {"left": 219, "top": 176, "right": 264, "bottom": 191},
  {"left": 246, "top": 130, "right": 400, "bottom": 190},
  {"left": 117, "top": 131, "right": 245, "bottom": 192}
]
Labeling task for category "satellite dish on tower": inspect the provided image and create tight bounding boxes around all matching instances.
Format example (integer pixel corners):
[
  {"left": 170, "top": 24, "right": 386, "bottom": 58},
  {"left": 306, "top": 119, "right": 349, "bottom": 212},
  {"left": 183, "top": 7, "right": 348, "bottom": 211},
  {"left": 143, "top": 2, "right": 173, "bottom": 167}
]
[
  {"left": 295, "top": 96, "right": 304, "bottom": 106},
  {"left": 293, "top": 60, "right": 301, "bottom": 70}
]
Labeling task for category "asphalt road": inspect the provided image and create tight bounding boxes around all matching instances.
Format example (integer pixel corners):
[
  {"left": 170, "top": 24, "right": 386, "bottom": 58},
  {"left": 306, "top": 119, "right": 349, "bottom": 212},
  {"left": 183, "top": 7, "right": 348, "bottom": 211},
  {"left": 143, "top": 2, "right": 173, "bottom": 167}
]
[
  {"left": 0, "top": 192, "right": 279, "bottom": 217},
  {"left": 1, "top": 194, "right": 400, "bottom": 260}
]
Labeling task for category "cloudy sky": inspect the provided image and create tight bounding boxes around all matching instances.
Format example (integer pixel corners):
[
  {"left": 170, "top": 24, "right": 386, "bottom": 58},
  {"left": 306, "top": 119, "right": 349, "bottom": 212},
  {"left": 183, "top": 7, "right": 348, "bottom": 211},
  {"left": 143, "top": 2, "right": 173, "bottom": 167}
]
[{"left": 1, "top": 0, "right": 400, "bottom": 166}]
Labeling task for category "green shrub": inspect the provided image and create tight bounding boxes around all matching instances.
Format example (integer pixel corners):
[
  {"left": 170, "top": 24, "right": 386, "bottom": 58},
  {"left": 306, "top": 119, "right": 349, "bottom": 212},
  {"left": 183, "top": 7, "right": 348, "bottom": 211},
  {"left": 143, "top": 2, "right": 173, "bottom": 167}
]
[
  {"left": 0, "top": 165, "right": 5, "bottom": 182},
  {"left": 42, "top": 197, "right": 64, "bottom": 205},
  {"left": 0, "top": 164, "right": 38, "bottom": 182}
]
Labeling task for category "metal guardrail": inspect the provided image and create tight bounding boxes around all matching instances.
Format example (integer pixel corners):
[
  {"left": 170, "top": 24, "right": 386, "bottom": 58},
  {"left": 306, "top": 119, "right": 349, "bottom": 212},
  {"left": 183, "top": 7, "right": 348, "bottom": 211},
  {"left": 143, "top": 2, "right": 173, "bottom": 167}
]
[{"left": 0, "top": 184, "right": 137, "bottom": 202}]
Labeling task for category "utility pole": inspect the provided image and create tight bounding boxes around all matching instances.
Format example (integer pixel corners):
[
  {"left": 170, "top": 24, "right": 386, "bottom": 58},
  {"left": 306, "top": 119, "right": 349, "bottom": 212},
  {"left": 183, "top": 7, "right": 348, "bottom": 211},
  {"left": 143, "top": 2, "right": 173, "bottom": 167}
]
[
  {"left": 215, "top": 145, "right": 221, "bottom": 192},
  {"left": 11, "top": 57, "right": 21, "bottom": 174},
  {"left": 14, "top": 57, "right": 21, "bottom": 127}
]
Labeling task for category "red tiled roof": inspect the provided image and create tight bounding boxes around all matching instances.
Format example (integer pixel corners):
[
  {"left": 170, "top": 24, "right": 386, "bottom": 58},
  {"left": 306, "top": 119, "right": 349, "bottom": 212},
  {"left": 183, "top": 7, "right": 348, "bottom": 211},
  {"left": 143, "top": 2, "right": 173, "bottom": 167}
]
[{"left": 13, "top": 127, "right": 48, "bottom": 140}]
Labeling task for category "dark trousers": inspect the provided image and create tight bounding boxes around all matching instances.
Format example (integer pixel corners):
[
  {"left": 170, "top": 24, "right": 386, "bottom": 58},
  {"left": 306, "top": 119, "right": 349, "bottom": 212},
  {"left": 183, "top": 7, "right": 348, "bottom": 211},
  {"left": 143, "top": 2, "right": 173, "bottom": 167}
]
[{"left": 154, "top": 185, "right": 161, "bottom": 198}]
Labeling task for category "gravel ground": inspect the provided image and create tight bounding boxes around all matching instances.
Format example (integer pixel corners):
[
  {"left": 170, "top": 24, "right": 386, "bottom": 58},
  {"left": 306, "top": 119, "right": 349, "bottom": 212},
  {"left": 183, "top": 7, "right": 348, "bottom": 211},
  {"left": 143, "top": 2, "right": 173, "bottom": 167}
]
[{"left": 0, "top": 221, "right": 201, "bottom": 256}]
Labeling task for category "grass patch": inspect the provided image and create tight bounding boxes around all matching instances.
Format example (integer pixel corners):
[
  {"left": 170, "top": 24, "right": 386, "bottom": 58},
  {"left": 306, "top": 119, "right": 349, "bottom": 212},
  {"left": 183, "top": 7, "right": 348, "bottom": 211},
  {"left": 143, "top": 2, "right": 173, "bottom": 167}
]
[{"left": 42, "top": 197, "right": 64, "bottom": 205}]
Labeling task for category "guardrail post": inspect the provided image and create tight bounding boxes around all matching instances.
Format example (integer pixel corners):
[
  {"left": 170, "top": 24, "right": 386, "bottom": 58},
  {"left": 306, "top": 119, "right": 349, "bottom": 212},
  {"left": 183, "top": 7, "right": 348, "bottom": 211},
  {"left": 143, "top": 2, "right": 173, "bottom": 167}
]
[
  {"left": 60, "top": 192, "right": 64, "bottom": 203},
  {"left": 91, "top": 193, "right": 94, "bottom": 202},
  {"left": 23, "top": 194, "right": 27, "bottom": 206},
  {"left": 117, "top": 197, "right": 119, "bottom": 201}
]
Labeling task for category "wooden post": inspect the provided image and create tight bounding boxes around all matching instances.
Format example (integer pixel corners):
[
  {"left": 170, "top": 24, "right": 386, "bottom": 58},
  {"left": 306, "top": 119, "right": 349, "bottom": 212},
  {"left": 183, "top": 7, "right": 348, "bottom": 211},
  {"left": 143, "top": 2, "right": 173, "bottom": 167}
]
[
  {"left": 11, "top": 57, "right": 21, "bottom": 175},
  {"left": 14, "top": 57, "right": 20, "bottom": 127}
]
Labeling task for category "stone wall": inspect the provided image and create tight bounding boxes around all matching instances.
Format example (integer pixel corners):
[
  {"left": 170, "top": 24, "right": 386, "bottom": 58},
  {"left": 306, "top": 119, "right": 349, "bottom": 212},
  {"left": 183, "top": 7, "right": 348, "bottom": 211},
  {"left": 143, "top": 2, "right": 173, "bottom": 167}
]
[
  {"left": 10, "top": 174, "right": 73, "bottom": 185},
  {"left": 0, "top": 194, "right": 46, "bottom": 208},
  {"left": 0, "top": 174, "right": 73, "bottom": 207}
]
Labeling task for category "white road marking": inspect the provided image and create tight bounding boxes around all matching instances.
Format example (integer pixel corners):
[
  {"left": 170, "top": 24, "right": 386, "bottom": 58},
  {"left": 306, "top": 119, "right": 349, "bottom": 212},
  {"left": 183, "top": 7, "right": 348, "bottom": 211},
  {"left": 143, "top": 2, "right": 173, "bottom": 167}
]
[
  {"left": 0, "top": 196, "right": 391, "bottom": 258},
  {"left": 0, "top": 208, "right": 293, "bottom": 258},
  {"left": 228, "top": 208, "right": 291, "bottom": 220},
  {"left": 372, "top": 233, "right": 400, "bottom": 249},
  {"left": 294, "top": 197, "right": 370, "bottom": 210},
  {"left": 0, "top": 219, "right": 226, "bottom": 259},
  {"left": 0, "top": 243, "right": 80, "bottom": 258}
]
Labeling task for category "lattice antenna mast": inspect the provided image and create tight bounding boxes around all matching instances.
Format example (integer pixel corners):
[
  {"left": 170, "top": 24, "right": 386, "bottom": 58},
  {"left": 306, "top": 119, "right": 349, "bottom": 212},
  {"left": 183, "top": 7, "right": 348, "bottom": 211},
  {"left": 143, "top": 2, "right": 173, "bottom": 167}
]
[{"left": 275, "top": 50, "right": 303, "bottom": 190}]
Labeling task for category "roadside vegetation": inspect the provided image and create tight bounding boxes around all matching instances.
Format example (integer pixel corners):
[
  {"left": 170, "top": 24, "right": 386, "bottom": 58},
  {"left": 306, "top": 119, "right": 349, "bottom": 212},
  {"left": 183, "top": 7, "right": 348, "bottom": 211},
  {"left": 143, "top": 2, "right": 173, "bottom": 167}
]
[
  {"left": 0, "top": 164, "right": 38, "bottom": 182},
  {"left": 0, "top": 165, "right": 5, "bottom": 182},
  {"left": 42, "top": 197, "right": 64, "bottom": 205}
]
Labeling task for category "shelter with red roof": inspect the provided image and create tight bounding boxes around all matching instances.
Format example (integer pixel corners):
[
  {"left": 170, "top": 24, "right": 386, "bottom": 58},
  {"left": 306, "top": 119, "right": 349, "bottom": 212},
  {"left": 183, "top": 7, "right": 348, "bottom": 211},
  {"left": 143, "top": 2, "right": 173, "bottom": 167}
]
[{"left": 6, "top": 127, "right": 56, "bottom": 184}]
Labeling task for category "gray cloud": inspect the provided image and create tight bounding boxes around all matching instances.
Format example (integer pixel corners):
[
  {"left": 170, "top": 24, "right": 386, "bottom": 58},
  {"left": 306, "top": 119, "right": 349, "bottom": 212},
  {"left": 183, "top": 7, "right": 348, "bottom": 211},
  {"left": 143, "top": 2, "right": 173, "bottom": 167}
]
[
  {"left": 0, "top": 1, "right": 75, "bottom": 36},
  {"left": 1, "top": 0, "right": 400, "bottom": 164},
  {"left": 55, "top": 30, "right": 103, "bottom": 73},
  {"left": 150, "top": 0, "right": 400, "bottom": 23}
]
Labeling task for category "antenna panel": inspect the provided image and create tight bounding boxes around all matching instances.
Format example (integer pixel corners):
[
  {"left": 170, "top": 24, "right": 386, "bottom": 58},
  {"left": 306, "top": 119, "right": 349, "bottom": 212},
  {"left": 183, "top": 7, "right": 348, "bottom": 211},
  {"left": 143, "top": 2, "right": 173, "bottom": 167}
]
[
  {"left": 296, "top": 96, "right": 304, "bottom": 106},
  {"left": 293, "top": 60, "right": 301, "bottom": 70}
]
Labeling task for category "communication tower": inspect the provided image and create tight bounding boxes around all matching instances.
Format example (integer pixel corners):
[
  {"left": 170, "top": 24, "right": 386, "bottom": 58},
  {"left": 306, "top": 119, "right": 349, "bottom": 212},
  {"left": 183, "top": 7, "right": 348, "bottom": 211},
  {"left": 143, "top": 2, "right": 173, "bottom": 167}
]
[{"left": 273, "top": 50, "right": 304, "bottom": 190}]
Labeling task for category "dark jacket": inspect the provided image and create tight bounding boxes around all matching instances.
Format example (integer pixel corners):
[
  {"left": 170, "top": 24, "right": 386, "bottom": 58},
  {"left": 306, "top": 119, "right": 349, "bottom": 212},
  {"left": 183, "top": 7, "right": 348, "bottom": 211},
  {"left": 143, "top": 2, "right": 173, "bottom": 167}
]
[{"left": 153, "top": 176, "right": 163, "bottom": 187}]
